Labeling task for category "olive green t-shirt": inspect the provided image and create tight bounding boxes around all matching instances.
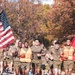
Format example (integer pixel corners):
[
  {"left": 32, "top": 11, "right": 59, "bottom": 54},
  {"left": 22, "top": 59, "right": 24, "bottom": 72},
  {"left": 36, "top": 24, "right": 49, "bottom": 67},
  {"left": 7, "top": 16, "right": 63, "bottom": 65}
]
[
  {"left": 48, "top": 46, "right": 62, "bottom": 60},
  {"left": 31, "top": 45, "right": 46, "bottom": 60}
]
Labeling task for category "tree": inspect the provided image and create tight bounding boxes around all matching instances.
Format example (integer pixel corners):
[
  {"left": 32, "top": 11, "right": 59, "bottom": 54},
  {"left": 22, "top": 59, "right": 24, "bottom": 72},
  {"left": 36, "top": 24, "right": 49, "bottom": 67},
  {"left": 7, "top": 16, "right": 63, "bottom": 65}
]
[
  {"left": 1, "top": 0, "right": 75, "bottom": 45},
  {"left": 49, "top": 0, "right": 75, "bottom": 39}
]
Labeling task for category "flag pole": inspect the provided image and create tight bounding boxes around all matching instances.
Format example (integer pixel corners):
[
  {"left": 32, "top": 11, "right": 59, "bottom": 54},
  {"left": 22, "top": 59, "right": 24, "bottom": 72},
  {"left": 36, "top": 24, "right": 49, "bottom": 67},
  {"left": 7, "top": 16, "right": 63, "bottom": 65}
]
[{"left": 0, "top": 1, "right": 3, "bottom": 74}]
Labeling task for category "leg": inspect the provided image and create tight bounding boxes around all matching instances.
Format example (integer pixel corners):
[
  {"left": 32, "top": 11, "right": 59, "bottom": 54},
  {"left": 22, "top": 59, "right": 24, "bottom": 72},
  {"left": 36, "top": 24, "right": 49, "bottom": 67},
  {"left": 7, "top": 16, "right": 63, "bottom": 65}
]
[
  {"left": 53, "top": 61, "right": 58, "bottom": 75},
  {"left": 58, "top": 69, "right": 61, "bottom": 75},
  {"left": 15, "top": 68, "right": 20, "bottom": 75},
  {"left": 0, "top": 61, "right": 3, "bottom": 74},
  {"left": 53, "top": 61, "right": 62, "bottom": 75},
  {"left": 0, "top": 50, "right": 3, "bottom": 74},
  {"left": 50, "top": 64, "right": 53, "bottom": 75},
  {"left": 35, "top": 68, "right": 41, "bottom": 74},
  {"left": 58, "top": 63, "right": 62, "bottom": 75},
  {"left": 49, "top": 68, "right": 53, "bottom": 75},
  {"left": 32, "top": 63, "right": 35, "bottom": 74},
  {"left": 68, "top": 61, "right": 73, "bottom": 75},
  {"left": 53, "top": 68, "right": 58, "bottom": 75},
  {"left": 22, "top": 68, "right": 25, "bottom": 75},
  {"left": 14, "top": 61, "right": 20, "bottom": 75},
  {"left": 25, "top": 68, "right": 30, "bottom": 75},
  {"left": 65, "top": 70, "right": 68, "bottom": 75},
  {"left": 41, "top": 70, "right": 45, "bottom": 75},
  {"left": 35, "top": 63, "right": 41, "bottom": 75},
  {"left": 48, "top": 60, "right": 53, "bottom": 75},
  {"left": 68, "top": 69, "right": 72, "bottom": 75},
  {"left": 41, "top": 64, "right": 45, "bottom": 75},
  {"left": 64, "top": 61, "right": 68, "bottom": 75},
  {"left": 25, "top": 62, "right": 32, "bottom": 75}
]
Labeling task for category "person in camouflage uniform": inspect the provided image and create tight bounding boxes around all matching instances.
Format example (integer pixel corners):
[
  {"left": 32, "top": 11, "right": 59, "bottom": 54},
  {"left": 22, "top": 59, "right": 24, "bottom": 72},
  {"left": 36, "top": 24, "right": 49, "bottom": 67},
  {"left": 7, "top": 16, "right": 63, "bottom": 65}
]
[{"left": 31, "top": 39, "right": 46, "bottom": 75}]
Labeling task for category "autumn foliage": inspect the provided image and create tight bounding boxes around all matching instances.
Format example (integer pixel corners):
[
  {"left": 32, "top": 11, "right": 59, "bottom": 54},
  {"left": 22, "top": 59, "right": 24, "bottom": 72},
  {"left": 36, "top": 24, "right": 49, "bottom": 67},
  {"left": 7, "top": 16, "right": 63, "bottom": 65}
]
[{"left": 0, "top": 0, "right": 75, "bottom": 46}]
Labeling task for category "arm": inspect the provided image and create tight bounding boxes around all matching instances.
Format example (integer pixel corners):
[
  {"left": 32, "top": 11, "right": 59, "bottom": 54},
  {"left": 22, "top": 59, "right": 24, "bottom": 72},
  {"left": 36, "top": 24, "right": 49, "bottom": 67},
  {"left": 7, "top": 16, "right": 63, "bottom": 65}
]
[
  {"left": 45, "top": 47, "right": 54, "bottom": 60},
  {"left": 41, "top": 47, "right": 46, "bottom": 56},
  {"left": 60, "top": 47, "right": 68, "bottom": 61},
  {"left": 37, "top": 46, "right": 46, "bottom": 56}
]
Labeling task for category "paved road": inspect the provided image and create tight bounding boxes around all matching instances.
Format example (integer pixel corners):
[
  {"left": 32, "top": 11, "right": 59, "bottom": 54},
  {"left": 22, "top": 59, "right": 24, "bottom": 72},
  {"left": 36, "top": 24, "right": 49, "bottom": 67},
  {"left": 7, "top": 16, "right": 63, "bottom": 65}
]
[
  {"left": 61, "top": 71, "right": 75, "bottom": 75},
  {"left": 1, "top": 71, "right": 75, "bottom": 75},
  {"left": 1, "top": 72, "right": 16, "bottom": 75}
]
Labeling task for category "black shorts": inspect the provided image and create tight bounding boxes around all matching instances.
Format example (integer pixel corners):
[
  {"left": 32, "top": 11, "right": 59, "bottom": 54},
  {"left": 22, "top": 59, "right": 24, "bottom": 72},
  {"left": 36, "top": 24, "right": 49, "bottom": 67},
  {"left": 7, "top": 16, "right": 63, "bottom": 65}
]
[{"left": 41, "top": 64, "right": 46, "bottom": 70}]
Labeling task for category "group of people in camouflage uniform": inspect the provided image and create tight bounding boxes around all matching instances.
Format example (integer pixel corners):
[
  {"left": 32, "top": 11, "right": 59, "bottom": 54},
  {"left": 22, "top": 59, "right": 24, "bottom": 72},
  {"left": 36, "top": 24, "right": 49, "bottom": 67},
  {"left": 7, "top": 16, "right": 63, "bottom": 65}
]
[{"left": 0, "top": 38, "right": 75, "bottom": 75}]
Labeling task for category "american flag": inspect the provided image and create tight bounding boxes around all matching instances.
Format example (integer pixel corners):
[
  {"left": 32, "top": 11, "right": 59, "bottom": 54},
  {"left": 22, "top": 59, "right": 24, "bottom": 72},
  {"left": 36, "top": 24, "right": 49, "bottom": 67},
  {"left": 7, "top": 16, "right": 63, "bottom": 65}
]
[{"left": 0, "top": 10, "right": 14, "bottom": 48}]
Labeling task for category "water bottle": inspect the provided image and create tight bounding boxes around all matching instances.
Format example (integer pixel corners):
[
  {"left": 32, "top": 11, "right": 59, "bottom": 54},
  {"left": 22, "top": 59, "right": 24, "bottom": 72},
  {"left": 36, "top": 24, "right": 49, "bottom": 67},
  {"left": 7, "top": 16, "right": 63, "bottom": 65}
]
[{"left": 29, "top": 70, "right": 33, "bottom": 75}]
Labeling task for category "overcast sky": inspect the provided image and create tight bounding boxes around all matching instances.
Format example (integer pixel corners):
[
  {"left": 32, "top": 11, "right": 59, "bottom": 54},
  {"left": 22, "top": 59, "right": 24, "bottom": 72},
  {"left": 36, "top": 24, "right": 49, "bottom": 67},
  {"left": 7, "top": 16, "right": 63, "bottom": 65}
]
[
  {"left": 41, "top": 0, "right": 54, "bottom": 5},
  {"left": 9, "top": 0, "right": 54, "bottom": 5}
]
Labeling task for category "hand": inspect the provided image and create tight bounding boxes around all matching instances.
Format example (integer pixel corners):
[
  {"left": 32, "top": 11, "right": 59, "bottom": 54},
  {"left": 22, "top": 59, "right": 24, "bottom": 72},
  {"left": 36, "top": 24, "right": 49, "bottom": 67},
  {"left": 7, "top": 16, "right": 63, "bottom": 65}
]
[
  {"left": 60, "top": 56, "right": 68, "bottom": 61},
  {"left": 45, "top": 54, "right": 50, "bottom": 58},
  {"left": 50, "top": 56, "right": 54, "bottom": 60},
  {"left": 37, "top": 54, "right": 41, "bottom": 57}
]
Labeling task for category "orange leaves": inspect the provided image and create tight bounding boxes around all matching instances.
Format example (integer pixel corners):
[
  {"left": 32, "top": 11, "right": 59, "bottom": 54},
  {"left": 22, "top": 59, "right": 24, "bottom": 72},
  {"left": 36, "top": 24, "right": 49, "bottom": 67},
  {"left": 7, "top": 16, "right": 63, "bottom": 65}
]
[{"left": 1, "top": 0, "right": 75, "bottom": 44}]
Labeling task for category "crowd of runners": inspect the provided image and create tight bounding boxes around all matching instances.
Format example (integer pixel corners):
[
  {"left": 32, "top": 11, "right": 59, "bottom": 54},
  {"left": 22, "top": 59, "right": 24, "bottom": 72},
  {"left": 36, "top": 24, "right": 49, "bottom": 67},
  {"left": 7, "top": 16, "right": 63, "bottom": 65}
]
[{"left": 0, "top": 38, "right": 75, "bottom": 75}]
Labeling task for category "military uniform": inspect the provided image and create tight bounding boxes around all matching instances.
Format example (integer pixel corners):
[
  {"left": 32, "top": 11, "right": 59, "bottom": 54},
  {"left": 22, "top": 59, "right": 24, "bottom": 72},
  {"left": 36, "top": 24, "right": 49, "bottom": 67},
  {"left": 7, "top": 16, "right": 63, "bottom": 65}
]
[
  {"left": 9, "top": 45, "right": 20, "bottom": 70},
  {"left": 62, "top": 46, "right": 74, "bottom": 70},
  {"left": 2, "top": 47, "right": 13, "bottom": 72},
  {"left": 50, "top": 47, "right": 62, "bottom": 69},
  {"left": 31, "top": 45, "right": 46, "bottom": 69},
  {"left": 0, "top": 49, "right": 3, "bottom": 61},
  {"left": 41, "top": 46, "right": 47, "bottom": 70},
  {"left": 46, "top": 46, "right": 54, "bottom": 70},
  {"left": 20, "top": 47, "right": 32, "bottom": 69}
]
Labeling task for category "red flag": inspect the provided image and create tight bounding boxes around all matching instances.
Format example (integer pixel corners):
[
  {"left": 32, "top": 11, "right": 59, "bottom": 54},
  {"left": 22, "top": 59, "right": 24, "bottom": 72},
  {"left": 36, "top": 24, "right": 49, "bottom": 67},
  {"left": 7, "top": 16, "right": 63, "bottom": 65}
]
[{"left": 70, "top": 37, "right": 75, "bottom": 48}]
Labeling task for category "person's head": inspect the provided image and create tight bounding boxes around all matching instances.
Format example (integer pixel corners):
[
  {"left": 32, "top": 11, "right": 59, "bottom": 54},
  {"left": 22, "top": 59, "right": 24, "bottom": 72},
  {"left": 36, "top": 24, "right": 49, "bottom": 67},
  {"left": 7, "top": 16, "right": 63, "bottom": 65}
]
[
  {"left": 6, "top": 46, "right": 9, "bottom": 51},
  {"left": 18, "top": 41, "right": 22, "bottom": 48},
  {"left": 41, "top": 43, "right": 44, "bottom": 47},
  {"left": 53, "top": 40, "right": 57, "bottom": 46},
  {"left": 15, "top": 39, "right": 20, "bottom": 47},
  {"left": 35, "top": 39, "right": 40, "bottom": 46},
  {"left": 54, "top": 41, "right": 60, "bottom": 49},
  {"left": 66, "top": 39, "right": 71, "bottom": 46},
  {"left": 22, "top": 43, "right": 25, "bottom": 48},
  {"left": 32, "top": 41, "right": 35, "bottom": 46},
  {"left": 24, "top": 41, "right": 29, "bottom": 48}
]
